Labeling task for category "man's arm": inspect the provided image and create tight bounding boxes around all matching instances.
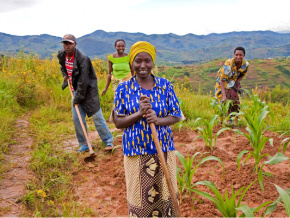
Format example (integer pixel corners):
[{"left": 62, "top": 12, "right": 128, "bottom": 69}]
[
  {"left": 73, "top": 57, "right": 89, "bottom": 104},
  {"left": 59, "top": 64, "right": 69, "bottom": 90}
]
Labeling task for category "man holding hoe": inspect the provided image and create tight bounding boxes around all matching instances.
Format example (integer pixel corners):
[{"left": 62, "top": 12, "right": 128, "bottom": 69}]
[
  {"left": 57, "top": 34, "right": 114, "bottom": 152},
  {"left": 215, "top": 47, "right": 249, "bottom": 126}
]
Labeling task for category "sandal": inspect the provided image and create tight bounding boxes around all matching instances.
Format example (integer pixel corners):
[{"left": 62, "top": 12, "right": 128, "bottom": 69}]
[{"left": 104, "top": 145, "right": 114, "bottom": 151}]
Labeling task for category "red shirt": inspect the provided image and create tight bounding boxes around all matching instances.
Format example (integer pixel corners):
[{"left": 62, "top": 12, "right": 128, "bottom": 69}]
[{"left": 65, "top": 53, "right": 74, "bottom": 91}]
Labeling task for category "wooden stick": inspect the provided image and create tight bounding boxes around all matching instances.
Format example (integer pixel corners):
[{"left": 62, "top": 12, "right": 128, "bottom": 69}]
[
  {"left": 149, "top": 123, "right": 181, "bottom": 217},
  {"left": 67, "top": 80, "right": 95, "bottom": 156}
]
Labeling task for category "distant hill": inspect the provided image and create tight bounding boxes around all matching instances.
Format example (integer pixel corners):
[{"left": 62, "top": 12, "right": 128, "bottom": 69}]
[
  {"left": 1, "top": 30, "right": 290, "bottom": 62},
  {"left": 157, "top": 58, "right": 290, "bottom": 94}
]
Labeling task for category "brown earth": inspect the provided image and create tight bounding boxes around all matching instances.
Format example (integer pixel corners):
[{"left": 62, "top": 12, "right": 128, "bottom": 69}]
[
  {"left": 71, "top": 126, "right": 290, "bottom": 217},
  {"left": 1, "top": 119, "right": 290, "bottom": 217},
  {"left": 0, "top": 114, "right": 34, "bottom": 217}
]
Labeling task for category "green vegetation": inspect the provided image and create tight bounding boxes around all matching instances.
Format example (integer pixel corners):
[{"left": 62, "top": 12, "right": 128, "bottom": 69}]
[
  {"left": 187, "top": 179, "right": 272, "bottom": 217},
  {"left": 192, "top": 115, "right": 230, "bottom": 152},
  {"left": 275, "top": 65, "right": 290, "bottom": 77},
  {"left": 233, "top": 103, "right": 273, "bottom": 173},
  {"left": 257, "top": 153, "right": 290, "bottom": 191},
  {"left": 158, "top": 58, "right": 290, "bottom": 95},
  {"left": 0, "top": 80, "right": 23, "bottom": 175},
  {"left": 228, "top": 94, "right": 290, "bottom": 191},
  {"left": 175, "top": 151, "right": 224, "bottom": 203},
  {"left": 265, "top": 184, "right": 290, "bottom": 216},
  {"left": 0, "top": 50, "right": 110, "bottom": 216},
  {"left": 252, "top": 85, "right": 290, "bottom": 106},
  {"left": 1, "top": 51, "right": 290, "bottom": 216},
  {"left": 210, "top": 98, "right": 233, "bottom": 127}
]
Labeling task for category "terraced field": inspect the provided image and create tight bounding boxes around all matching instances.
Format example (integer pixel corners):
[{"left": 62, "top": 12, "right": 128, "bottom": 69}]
[{"left": 158, "top": 58, "right": 290, "bottom": 93}]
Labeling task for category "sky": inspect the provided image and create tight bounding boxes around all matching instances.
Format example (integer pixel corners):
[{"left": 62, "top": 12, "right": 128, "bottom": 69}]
[{"left": 0, "top": 0, "right": 290, "bottom": 38}]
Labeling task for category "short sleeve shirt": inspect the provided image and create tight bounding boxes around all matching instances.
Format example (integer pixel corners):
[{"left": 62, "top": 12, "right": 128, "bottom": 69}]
[
  {"left": 215, "top": 58, "right": 249, "bottom": 89},
  {"left": 114, "top": 75, "right": 182, "bottom": 156}
]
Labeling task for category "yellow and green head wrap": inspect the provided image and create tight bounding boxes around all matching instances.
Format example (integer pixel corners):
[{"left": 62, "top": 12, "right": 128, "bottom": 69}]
[{"left": 129, "top": 41, "right": 156, "bottom": 65}]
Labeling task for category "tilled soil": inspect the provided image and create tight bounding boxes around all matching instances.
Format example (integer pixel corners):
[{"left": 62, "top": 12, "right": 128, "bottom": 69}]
[
  {"left": 2, "top": 115, "right": 289, "bottom": 217},
  {"left": 72, "top": 126, "right": 290, "bottom": 217}
]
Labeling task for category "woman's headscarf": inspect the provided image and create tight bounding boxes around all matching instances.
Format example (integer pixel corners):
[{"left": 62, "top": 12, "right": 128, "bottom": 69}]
[{"left": 129, "top": 41, "right": 156, "bottom": 65}]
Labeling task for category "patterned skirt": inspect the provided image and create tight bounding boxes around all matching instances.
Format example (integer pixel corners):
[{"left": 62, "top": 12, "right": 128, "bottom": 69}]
[
  {"left": 123, "top": 151, "right": 178, "bottom": 217},
  {"left": 215, "top": 81, "right": 241, "bottom": 114},
  {"left": 225, "top": 82, "right": 241, "bottom": 114}
]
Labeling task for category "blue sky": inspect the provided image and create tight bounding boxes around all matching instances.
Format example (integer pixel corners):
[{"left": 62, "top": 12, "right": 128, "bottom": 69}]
[{"left": 0, "top": 0, "right": 289, "bottom": 37}]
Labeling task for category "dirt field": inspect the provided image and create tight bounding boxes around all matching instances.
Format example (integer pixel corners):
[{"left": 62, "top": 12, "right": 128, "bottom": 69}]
[
  {"left": 1, "top": 118, "right": 289, "bottom": 217},
  {"left": 72, "top": 127, "right": 290, "bottom": 217}
]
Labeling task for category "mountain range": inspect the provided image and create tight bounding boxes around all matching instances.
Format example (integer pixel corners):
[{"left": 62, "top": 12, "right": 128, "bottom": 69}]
[{"left": 1, "top": 30, "right": 290, "bottom": 63}]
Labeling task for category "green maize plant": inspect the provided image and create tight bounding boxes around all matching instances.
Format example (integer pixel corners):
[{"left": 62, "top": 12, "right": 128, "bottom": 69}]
[
  {"left": 111, "top": 134, "right": 123, "bottom": 152},
  {"left": 176, "top": 167, "right": 186, "bottom": 203},
  {"left": 175, "top": 151, "right": 224, "bottom": 203},
  {"left": 245, "top": 93, "right": 266, "bottom": 117},
  {"left": 187, "top": 180, "right": 272, "bottom": 217},
  {"left": 257, "top": 153, "right": 289, "bottom": 191},
  {"left": 210, "top": 98, "right": 233, "bottom": 127},
  {"left": 233, "top": 105, "right": 273, "bottom": 173},
  {"left": 264, "top": 184, "right": 290, "bottom": 216},
  {"left": 279, "top": 137, "right": 290, "bottom": 154},
  {"left": 240, "top": 93, "right": 273, "bottom": 126},
  {"left": 193, "top": 115, "right": 231, "bottom": 152},
  {"left": 279, "top": 130, "right": 290, "bottom": 154},
  {"left": 237, "top": 151, "right": 289, "bottom": 191}
]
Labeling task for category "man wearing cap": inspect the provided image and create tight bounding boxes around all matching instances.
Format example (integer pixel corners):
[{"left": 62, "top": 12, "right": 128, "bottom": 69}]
[{"left": 57, "top": 34, "right": 114, "bottom": 152}]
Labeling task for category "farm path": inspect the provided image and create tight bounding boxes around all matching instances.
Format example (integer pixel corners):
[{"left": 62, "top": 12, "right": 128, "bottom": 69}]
[{"left": 0, "top": 113, "right": 34, "bottom": 217}]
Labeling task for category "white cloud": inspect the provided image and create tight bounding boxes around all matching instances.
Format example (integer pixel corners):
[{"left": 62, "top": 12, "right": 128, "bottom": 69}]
[
  {"left": 0, "top": 0, "right": 290, "bottom": 37},
  {"left": 0, "top": 0, "right": 38, "bottom": 12}
]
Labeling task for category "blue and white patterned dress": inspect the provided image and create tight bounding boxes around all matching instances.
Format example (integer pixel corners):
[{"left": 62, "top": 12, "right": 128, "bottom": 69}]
[{"left": 114, "top": 75, "right": 182, "bottom": 156}]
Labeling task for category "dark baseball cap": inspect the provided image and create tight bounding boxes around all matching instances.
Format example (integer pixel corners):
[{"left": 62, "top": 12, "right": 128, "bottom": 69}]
[{"left": 61, "top": 34, "right": 76, "bottom": 43}]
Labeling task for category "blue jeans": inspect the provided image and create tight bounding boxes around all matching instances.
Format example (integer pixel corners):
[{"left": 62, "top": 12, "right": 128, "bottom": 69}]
[{"left": 72, "top": 99, "right": 113, "bottom": 147}]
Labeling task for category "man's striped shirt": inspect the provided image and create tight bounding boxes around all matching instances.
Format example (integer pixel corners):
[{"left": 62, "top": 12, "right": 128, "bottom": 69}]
[{"left": 65, "top": 53, "right": 75, "bottom": 91}]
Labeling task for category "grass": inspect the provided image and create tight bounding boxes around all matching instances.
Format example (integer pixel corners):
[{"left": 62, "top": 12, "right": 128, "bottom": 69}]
[
  {"left": 22, "top": 85, "right": 86, "bottom": 216},
  {"left": 0, "top": 80, "right": 23, "bottom": 146},
  {"left": 0, "top": 51, "right": 112, "bottom": 216},
  {"left": 0, "top": 79, "right": 23, "bottom": 176}
]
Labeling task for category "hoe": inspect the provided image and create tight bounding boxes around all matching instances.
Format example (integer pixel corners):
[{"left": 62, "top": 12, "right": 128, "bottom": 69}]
[{"left": 67, "top": 79, "right": 96, "bottom": 161}]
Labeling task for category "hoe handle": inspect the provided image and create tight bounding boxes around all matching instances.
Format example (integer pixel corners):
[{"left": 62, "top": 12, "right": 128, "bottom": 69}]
[
  {"left": 149, "top": 123, "right": 181, "bottom": 217},
  {"left": 67, "top": 79, "right": 94, "bottom": 155}
]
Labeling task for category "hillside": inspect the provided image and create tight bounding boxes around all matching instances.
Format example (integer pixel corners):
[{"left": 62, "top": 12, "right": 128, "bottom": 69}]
[
  {"left": 157, "top": 57, "right": 290, "bottom": 93},
  {"left": 1, "top": 30, "right": 290, "bottom": 62}
]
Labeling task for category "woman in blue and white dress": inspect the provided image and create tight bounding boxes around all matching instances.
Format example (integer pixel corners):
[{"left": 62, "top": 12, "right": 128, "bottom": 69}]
[{"left": 113, "top": 41, "right": 181, "bottom": 217}]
